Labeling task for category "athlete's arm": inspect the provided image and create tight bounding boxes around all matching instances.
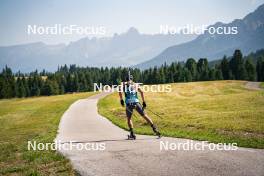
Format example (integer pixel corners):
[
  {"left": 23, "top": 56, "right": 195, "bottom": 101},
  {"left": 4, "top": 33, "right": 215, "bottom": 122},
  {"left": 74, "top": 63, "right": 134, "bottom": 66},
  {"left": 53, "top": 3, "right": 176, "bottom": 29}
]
[
  {"left": 119, "top": 82, "right": 124, "bottom": 106},
  {"left": 118, "top": 90, "right": 123, "bottom": 100},
  {"left": 138, "top": 86, "right": 147, "bottom": 108},
  {"left": 138, "top": 87, "right": 145, "bottom": 102}
]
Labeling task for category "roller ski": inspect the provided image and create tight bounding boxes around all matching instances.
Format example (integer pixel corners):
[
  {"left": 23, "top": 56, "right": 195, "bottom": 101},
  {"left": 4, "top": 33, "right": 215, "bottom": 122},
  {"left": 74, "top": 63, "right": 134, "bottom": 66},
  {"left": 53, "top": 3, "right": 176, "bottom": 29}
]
[
  {"left": 152, "top": 124, "right": 161, "bottom": 138},
  {"left": 127, "top": 131, "right": 136, "bottom": 140}
]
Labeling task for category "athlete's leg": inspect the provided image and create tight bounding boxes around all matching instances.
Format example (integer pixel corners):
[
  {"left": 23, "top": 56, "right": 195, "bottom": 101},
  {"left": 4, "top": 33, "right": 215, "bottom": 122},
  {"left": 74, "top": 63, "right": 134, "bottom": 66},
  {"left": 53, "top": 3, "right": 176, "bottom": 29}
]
[
  {"left": 142, "top": 114, "right": 154, "bottom": 125},
  {"left": 135, "top": 103, "right": 160, "bottom": 136},
  {"left": 127, "top": 116, "right": 133, "bottom": 129},
  {"left": 126, "top": 105, "right": 135, "bottom": 136},
  {"left": 135, "top": 103, "right": 154, "bottom": 125}
]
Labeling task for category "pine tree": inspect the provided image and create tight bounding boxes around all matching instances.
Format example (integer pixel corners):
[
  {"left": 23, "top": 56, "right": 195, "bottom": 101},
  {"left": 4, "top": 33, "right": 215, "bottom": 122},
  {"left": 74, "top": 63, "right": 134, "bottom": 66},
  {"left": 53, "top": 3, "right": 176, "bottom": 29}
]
[
  {"left": 15, "top": 77, "right": 26, "bottom": 98},
  {"left": 229, "top": 50, "right": 247, "bottom": 80},
  {"left": 175, "top": 63, "right": 183, "bottom": 82},
  {"left": 152, "top": 67, "right": 159, "bottom": 84},
  {"left": 41, "top": 81, "right": 53, "bottom": 96},
  {"left": 245, "top": 59, "right": 256, "bottom": 81},
  {"left": 256, "top": 57, "right": 264, "bottom": 81},
  {"left": 215, "top": 69, "right": 223, "bottom": 80},
  {"left": 185, "top": 58, "right": 197, "bottom": 81},
  {"left": 209, "top": 69, "right": 216, "bottom": 81},
  {"left": 41, "top": 80, "right": 59, "bottom": 95},
  {"left": 220, "top": 56, "right": 229, "bottom": 80},
  {"left": 79, "top": 72, "right": 88, "bottom": 91},
  {"left": 30, "top": 75, "right": 41, "bottom": 96},
  {"left": 59, "top": 84, "right": 65, "bottom": 94},
  {"left": 21, "top": 76, "right": 30, "bottom": 97},
  {"left": 197, "top": 58, "right": 209, "bottom": 81},
  {"left": 0, "top": 76, "right": 4, "bottom": 99},
  {"left": 1, "top": 66, "right": 16, "bottom": 98},
  {"left": 86, "top": 72, "right": 93, "bottom": 91},
  {"left": 167, "top": 63, "right": 175, "bottom": 83},
  {"left": 73, "top": 73, "right": 80, "bottom": 92},
  {"left": 66, "top": 73, "right": 73, "bottom": 92},
  {"left": 183, "top": 68, "right": 192, "bottom": 82},
  {"left": 158, "top": 68, "right": 166, "bottom": 83}
]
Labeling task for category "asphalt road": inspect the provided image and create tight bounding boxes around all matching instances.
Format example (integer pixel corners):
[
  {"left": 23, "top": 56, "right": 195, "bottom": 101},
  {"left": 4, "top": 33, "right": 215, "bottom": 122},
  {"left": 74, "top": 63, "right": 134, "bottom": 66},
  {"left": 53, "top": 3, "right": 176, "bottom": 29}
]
[{"left": 56, "top": 91, "right": 264, "bottom": 176}]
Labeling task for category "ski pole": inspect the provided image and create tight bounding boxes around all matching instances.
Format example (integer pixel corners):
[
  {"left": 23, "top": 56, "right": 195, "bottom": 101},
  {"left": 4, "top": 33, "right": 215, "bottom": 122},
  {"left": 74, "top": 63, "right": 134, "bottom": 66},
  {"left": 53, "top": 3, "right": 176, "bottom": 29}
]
[{"left": 144, "top": 107, "right": 163, "bottom": 119}]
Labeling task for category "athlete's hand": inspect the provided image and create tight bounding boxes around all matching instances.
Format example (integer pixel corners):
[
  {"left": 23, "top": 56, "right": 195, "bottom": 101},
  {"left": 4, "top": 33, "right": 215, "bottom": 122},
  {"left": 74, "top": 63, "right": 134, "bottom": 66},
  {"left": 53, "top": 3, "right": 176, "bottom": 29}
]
[
  {"left": 120, "top": 99, "right": 124, "bottom": 106},
  {"left": 142, "top": 101, "right": 147, "bottom": 108}
]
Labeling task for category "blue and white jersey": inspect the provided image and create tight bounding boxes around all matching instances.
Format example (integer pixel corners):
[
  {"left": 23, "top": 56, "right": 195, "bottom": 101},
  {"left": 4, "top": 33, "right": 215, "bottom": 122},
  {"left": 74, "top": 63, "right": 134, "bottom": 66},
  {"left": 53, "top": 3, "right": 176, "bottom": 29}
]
[{"left": 123, "top": 82, "right": 139, "bottom": 104}]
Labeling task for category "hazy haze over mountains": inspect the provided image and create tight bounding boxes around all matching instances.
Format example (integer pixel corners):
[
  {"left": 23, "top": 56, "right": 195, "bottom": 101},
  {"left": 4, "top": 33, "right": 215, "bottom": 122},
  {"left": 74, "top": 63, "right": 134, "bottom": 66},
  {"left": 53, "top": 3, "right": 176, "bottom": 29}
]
[
  {"left": 0, "top": 27, "right": 196, "bottom": 72},
  {"left": 136, "top": 4, "right": 264, "bottom": 69},
  {"left": 1, "top": 3, "right": 264, "bottom": 72}
]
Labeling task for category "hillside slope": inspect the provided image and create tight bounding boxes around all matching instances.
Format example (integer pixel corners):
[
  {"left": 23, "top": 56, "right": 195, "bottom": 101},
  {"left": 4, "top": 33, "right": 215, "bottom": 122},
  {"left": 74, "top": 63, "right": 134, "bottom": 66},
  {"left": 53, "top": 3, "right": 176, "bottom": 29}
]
[{"left": 136, "top": 4, "right": 264, "bottom": 69}]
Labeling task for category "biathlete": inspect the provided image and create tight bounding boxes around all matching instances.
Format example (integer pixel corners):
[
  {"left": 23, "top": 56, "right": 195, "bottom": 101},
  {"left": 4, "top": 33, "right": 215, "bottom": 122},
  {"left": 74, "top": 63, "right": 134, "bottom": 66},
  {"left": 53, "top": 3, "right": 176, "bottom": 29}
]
[{"left": 118, "top": 74, "right": 161, "bottom": 139}]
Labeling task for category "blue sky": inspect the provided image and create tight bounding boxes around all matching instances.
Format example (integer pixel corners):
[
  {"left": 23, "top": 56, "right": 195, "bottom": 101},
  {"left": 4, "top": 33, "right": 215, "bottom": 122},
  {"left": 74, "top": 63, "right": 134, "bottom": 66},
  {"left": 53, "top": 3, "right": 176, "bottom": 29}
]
[{"left": 0, "top": 0, "right": 264, "bottom": 46}]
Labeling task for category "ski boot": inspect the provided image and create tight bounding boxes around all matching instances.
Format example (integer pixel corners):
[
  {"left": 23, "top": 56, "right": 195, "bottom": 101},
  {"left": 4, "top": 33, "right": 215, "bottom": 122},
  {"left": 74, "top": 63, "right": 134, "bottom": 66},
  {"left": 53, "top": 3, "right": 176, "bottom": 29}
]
[
  {"left": 151, "top": 124, "right": 161, "bottom": 138},
  {"left": 127, "top": 131, "right": 136, "bottom": 140}
]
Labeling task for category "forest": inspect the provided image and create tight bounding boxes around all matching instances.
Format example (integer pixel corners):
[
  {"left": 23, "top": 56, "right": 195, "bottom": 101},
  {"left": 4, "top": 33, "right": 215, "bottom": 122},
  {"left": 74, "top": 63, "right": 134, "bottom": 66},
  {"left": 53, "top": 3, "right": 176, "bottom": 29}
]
[{"left": 0, "top": 49, "right": 264, "bottom": 99}]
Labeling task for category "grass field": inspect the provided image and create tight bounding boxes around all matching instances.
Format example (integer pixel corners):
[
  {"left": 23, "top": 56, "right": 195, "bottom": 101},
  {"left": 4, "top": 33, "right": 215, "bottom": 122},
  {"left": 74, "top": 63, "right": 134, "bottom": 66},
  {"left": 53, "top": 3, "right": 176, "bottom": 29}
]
[
  {"left": 261, "top": 82, "right": 264, "bottom": 89},
  {"left": 98, "top": 81, "right": 264, "bottom": 148},
  {"left": 0, "top": 92, "right": 96, "bottom": 175}
]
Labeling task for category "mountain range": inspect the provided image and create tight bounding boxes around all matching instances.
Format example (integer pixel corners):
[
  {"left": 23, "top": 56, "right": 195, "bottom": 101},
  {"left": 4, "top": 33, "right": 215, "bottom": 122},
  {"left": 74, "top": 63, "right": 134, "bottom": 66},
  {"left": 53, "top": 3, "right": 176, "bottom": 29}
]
[
  {"left": 1, "top": 4, "right": 264, "bottom": 72},
  {"left": 136, "top": 3, "right": 264, "bottom": 69},
  {"left": 0, "top": 27, "right": 195, "bottom": 72}
]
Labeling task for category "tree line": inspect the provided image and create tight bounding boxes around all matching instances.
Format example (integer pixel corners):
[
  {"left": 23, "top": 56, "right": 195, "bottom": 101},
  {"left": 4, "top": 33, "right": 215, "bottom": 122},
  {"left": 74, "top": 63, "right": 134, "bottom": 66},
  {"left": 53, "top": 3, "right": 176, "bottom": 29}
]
[{"left": 0, "top": 49, "right": 264, "bottom": 99}]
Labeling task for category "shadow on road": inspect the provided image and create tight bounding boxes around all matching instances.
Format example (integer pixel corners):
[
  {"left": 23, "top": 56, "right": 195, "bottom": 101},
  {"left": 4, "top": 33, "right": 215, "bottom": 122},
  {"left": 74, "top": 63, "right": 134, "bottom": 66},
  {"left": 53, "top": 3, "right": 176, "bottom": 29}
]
[{"left": 59, "top": 137, "right": 159, "bottom": 144}]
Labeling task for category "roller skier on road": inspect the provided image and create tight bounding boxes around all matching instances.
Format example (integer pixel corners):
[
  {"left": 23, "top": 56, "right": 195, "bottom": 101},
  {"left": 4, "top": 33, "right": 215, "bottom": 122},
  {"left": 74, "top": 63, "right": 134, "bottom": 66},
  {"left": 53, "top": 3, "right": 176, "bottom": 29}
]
[{"left": 119, "top": 72, "right": 161, "bottom": 140}]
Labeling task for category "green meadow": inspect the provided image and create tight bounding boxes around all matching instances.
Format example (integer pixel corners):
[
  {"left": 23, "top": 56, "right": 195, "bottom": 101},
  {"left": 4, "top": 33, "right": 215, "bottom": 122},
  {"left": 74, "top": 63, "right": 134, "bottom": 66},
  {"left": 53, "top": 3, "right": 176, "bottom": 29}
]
[
  {"left": 98, "top": 81, "right": 264, "bottom": 148},
  {"left": 0, "top": 92, "right": 96, "bottom": 175}
]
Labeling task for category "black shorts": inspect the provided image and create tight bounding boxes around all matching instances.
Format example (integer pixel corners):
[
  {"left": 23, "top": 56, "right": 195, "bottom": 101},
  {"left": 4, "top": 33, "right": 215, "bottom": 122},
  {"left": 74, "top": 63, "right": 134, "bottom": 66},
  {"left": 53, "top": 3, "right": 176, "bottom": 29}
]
[{"left": 126, "top": 102, "right": 145, "bottom": 118}]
